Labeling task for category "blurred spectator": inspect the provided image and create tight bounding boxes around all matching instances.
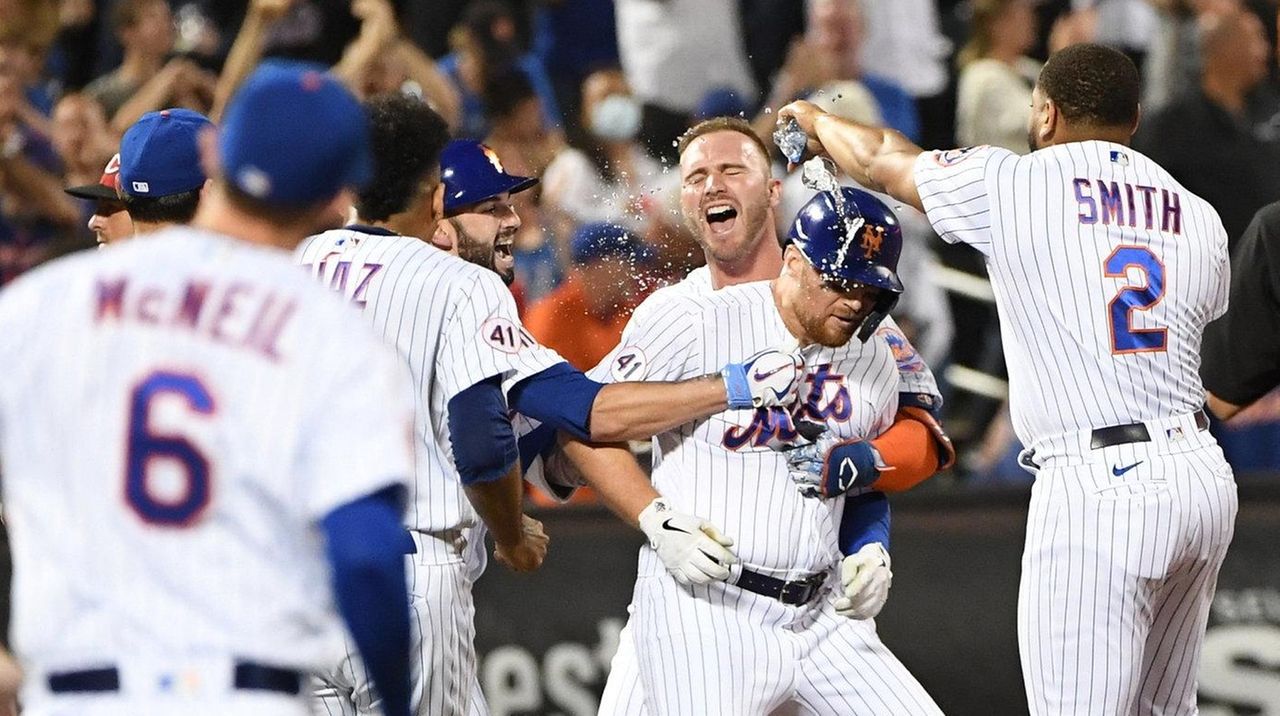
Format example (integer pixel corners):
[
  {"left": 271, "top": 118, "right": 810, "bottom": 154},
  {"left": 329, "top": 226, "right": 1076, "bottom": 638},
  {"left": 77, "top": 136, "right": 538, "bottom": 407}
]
[
  {"left": 755, "top": 0, "right": 919, "bottom": 144},
  {"left": 1069, "top": 0, "right": 1161, "bottom": 70},
  {"left": 0, "top": 41, "right": 79, "bottom": 284},
  {"left": 524, "top": 222, "right": 654, "bottom": 370},
  {"left": 1135, "top": 8, "right": 1280, "bottom": 246},
  {"left": 615, "top": 0, "right": 757, "bottom": 162},
  {"left": 738, "top": 0, "right": 807, "bottom": 103},
  {"left": 330, "top": 0, "right": 461, "bottom": 127},
  {"left": 50, "top": 92, "right": 116, "bottom": 245},
  {"left": 0, "top": 1, "right": 60, "bottom": 118},
  {"left": 955, "top": 0, "right": 1040, "bottom": 153},
  {"left": 484, "top": 70, "right": 563, "bottom": 304},
  {"left": 64, "top": 153, "right": 132, "bottom": 247},
  {"left": 532, "top": 0, "right": 619, "bottom": 129},
  {"left": 1141, "top": 0, "right": 1246, "bottom": 115},
  {"left": 1202, "top": 201, "right": 1280, "bottom": 421},
  {"left": 84, "top": 0, "right": 176, "bottom": 119},
  {"left": 858, "top": 0, "right": 953, "bottom": 148},
  {"left": 438, "top": 1, "right": 563, "bottom": 141},
  {"left": 542, "top": 69, "right": 678, "bottom": 245},
  {"left": 50, "top": 93, "right": 115, "bottom": 189}
]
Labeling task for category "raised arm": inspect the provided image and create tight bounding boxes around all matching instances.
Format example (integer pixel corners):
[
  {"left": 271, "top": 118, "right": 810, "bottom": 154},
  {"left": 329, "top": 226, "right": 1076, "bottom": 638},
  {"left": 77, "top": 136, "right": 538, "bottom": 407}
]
[{"left": 778, "top": 100, "right": 926, "bottom": 213}]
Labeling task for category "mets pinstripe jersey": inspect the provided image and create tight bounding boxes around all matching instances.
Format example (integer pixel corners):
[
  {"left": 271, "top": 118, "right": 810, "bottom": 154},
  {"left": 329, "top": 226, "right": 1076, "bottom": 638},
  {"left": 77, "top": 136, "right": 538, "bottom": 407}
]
[
  {"left": 0, "top": 229, "right": 414, "bottom": 697},
  {"left": 913, "top": 141, "right": 1236, "bottom": 715},
  {"left": 591, "top": 279, "right": 899, "bottom": 577},
  {"left": 296, "top": 227, "right": 562, "bottom": 534},
  {"left": 913, "top": 142, "right": 1229, "bottom": 452}
]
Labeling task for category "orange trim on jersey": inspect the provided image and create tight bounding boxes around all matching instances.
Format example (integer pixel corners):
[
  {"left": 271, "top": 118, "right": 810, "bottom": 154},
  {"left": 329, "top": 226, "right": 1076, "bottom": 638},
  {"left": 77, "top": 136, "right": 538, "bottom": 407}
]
[
  {"left": 1104, "top": 244, "right": 1168, "bottom": 355},
  {"left": 869, "top": 407, "right": 955, "bottom": 492}
]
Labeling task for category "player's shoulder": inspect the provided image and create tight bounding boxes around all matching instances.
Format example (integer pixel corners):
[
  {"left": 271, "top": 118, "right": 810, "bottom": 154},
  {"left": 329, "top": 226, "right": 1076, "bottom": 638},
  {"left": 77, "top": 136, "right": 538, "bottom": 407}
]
[{"left": 918, "top": 144, "right": 1018, "bottom": 173}]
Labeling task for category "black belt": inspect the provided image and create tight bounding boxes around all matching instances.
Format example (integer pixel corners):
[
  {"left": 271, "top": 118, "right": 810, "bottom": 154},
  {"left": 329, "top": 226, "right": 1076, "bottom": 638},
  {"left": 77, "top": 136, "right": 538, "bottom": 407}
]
[
  {"left": 734, "top": 568, "right": 827, "bottom": 606},
  {"left": 47, "top": 661, "right": 301, "bottom": 695},
  {"left": 1088, "top": 409, "right": 1210, "bottom": 450}
]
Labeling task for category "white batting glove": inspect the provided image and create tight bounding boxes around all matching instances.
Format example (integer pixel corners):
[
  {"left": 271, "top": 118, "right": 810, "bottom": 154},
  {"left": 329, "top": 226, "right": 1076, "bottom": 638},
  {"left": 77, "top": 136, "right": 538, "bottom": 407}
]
[
  {"left": 721, "top": 347, "right": 805, "bottom": 410},
  {"left": 638, "top": 498, "right": 739, "bottom": 586},
  {"left": 835, "top": 543, "right": 892, "bottom": 620}
]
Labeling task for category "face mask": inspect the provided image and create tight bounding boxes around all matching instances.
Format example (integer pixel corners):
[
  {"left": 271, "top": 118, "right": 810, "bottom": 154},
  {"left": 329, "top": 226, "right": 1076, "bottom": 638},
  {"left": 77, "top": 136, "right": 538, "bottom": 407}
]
[{"left": 590, "top": 94, "right": 642, "bottom": 142}]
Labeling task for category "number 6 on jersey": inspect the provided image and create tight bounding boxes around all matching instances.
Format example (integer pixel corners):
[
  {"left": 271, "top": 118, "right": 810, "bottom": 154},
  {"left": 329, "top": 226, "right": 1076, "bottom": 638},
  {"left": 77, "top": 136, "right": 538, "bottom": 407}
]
[{"left": 125, "top": 371, "right": 216, "bottom": 527}]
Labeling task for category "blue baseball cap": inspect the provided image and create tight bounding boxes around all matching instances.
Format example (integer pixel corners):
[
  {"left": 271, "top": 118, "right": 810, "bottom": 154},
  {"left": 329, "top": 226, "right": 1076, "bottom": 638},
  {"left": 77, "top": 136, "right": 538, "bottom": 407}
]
[
  {"left": 441, "top": 140, "right": 538, "bottom": 215},
  {"left": 570, "top": 222, "right": 655, "bottom": 265},
  {"left": 219, "top": 61, "right": 372, "bottom": 206},
  {"left": 118, "top": 108, "right": 211, "bottom": 198}
]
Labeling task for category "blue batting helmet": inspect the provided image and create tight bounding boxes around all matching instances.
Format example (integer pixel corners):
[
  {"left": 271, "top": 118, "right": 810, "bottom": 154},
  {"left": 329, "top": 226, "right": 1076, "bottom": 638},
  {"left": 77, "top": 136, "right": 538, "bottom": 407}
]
[
  {"left": 440, "top": 139, "right": 538, "bottom": 215},
  {"left": 787, "top": 187, "right": 904, "bottom": 341}
]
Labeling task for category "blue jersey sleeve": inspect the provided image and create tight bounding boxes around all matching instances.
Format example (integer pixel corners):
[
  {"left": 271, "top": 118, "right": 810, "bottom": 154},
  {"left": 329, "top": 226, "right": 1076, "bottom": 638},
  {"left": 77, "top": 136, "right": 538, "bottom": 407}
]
[
  {"left": 838, "top": 491, "right": 891, "bottom": 555},
  {"left": 507, "top": 362, "right": 604, "bottom": 441},
  {"left": 447, "top": 377, "right": 518, "bottom": 485},
  {"left": 322, "top": 487, "right": 412, "bottom": 716}
]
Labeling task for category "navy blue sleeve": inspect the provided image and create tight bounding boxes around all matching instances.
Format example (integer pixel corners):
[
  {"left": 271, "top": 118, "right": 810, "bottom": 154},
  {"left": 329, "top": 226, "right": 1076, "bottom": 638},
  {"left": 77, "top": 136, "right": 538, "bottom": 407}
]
[
  {"left": 507, "top": 362, "right": 604, "bottom": 441},
  {"left": 838, "top": 491, "right": 891, "bottom": 556},
  {"left": 322, "top": 487, "right": 412, "bottom": 716},
  {"left": 448, "top": 376, "right": 518, "bottom": 485}
]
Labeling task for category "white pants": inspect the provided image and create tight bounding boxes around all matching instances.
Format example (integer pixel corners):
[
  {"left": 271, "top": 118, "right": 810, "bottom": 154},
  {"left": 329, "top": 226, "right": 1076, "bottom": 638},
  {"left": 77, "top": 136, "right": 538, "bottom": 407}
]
[
  {"left": 313, "top": 530, "right": 488, "bottom": 716},
  {"left": 1018, "top": 425, "right": 1237, "bottom": 716},
  {"left": 602, "top": 571, "right": 942, "bottom": 715}
]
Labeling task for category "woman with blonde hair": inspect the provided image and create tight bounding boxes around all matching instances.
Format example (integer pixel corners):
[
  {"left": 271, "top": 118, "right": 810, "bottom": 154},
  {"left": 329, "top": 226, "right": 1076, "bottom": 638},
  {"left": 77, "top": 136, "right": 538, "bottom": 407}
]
[{"left": 955, "top": 0, "right": 1041, "bottom": 152}]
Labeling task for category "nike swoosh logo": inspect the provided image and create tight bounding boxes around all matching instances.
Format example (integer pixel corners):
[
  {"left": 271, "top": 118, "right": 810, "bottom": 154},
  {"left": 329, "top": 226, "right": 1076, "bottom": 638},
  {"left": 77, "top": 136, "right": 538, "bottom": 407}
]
[
  {"left": 752, "top": 365, "right": 788, "bottom": 381},
  {"left": 661, "top": 518, "right": 690, "bottom": 534},
  {"left": 1112, "top": 461, "right": 1144, "bottom": 477}
]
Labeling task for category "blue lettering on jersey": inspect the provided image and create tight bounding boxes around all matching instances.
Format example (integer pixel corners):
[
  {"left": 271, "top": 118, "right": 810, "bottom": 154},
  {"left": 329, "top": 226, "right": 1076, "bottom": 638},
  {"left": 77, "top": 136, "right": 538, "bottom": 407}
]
[{"left": 722, "top": 364, "right": 852, "bottom": 449}]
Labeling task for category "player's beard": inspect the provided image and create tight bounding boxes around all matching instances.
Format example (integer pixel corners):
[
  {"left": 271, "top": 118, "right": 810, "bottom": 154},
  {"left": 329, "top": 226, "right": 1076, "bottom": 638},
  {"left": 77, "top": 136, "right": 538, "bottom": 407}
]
[
  {"left": 456, "top": 226, "right": 516, "bottom": 285},
  {"left": 1027, "top": 128, "right": 1042, "bottom": 153}
]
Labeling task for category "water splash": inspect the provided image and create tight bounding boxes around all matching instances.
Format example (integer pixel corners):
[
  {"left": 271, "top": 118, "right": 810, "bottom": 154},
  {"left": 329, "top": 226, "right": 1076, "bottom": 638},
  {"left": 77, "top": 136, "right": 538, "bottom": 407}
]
[{"left": 773, "top": 118, "right": 807, "bottom": 164}]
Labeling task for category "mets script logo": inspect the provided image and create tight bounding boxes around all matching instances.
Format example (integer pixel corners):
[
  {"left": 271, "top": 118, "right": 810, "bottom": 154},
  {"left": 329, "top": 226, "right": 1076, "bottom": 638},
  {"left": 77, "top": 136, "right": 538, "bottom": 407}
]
[
  {"left": 481, "top": 145, "right": 505, "bottom": 173},
  {"left": 723, "top": 364, "right": 851, "bottom": 449},
  {"left": 860, "top": 224, "right": 886, "bottom": 260}
]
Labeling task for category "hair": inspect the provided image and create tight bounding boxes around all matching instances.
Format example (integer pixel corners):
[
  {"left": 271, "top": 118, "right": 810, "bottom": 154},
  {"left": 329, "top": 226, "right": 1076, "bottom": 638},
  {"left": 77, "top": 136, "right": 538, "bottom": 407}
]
[
  {"left": 222, "top": 181, "right": 328, "bottom": 229},
  {"left": 484, "top": 69, "right": 537, "bottom": 123},
  {"left": 112, "top": 0, "right": 164, "bottom": 33},
  {"left": 354, "top": 93, "right": 451, "bottom": 222},
  {"left": 677, "top": 116, "right": 772, "bottom": 168},
  {"left": 956, "top": 0, "right": 1019, "bottom": 69},
  {"left": 120, "top": 188, "right": 201, "bottom": 223},
  {"left": 1037, "top": 43, "right": 1140, "bottom": 127}
]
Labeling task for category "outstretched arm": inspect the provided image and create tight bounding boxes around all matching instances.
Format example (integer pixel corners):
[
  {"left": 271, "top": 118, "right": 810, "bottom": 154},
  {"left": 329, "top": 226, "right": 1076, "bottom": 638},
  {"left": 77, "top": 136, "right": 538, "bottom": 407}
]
[{"left": 779, "top": 100, "right": 926, "bottom": 213}]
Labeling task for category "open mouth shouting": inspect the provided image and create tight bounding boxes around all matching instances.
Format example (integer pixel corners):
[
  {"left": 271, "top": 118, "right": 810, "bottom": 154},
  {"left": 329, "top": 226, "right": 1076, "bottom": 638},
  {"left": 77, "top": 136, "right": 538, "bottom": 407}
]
[{"left": 704, "top": 202, "right": 739, "bottom": 234}]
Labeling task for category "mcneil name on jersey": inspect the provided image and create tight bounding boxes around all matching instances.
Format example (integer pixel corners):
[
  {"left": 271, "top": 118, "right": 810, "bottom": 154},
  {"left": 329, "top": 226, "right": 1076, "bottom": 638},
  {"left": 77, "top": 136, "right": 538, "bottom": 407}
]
[
  {"left": 93, "top": 277, "right": 296, "bottom": 361},
  {"left": 1073, "top": 178, "right": 1182, "bottom": 234}
]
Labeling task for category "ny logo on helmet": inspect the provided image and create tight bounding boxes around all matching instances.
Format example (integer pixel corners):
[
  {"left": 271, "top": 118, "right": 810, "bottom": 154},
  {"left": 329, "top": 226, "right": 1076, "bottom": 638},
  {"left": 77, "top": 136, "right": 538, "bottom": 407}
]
[
  {"left": 860, "top": 225, "right": 886, "bottom": 260},
  {"left": 481, "top": 145, "right": 505, "bottom": 173}
]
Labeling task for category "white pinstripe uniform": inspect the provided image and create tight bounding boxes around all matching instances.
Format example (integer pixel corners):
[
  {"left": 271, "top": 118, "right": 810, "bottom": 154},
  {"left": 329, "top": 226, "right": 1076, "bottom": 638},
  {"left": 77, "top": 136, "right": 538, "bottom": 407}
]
[
  {"left": 590, "top": 277, "right": 942, "bottom": 716},
  {"left": 295, "top": 228, "right": 562, "bottom": 716},
  {"left": 0, "top": 230, "right": 415, "bottom": 716},
  {"left": 598, "top": 266, "right": 939, "bottom": 716},
  {"left": 913, "top": 142, "right": 1236, "bottom": 714}
]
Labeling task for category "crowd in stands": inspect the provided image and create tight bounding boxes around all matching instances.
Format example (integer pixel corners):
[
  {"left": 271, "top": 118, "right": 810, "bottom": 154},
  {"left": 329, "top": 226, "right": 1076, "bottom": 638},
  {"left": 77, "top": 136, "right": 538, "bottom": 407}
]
[{"left": 1, "top": 0, "right": 1277, "bottom": 486}]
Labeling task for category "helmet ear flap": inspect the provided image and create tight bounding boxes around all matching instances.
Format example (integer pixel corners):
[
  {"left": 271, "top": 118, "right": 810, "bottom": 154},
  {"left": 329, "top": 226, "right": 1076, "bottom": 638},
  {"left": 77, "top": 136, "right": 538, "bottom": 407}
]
[{"left": 855, "top": 291, "right": 900, "bottom": 342}]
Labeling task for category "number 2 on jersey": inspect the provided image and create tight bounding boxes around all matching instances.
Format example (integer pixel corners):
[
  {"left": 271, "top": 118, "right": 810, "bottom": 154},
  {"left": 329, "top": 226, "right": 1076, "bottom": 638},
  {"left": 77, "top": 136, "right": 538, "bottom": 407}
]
[
  {"left": 125, "top": 371, "right": 215, "bottom": 526},
  {"left": 1104, "top": 245, "right": 1167, "bottom": 353}
]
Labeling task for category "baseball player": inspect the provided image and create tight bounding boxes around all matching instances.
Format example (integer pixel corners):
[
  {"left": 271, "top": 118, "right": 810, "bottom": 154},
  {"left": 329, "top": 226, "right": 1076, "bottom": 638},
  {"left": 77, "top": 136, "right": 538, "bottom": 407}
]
[
  {"left": 596, "top": 116, "right": 953, "bottom": 715},
  {"left": 586, "top": 187, "right": 943, "bottom": 715},
  {"left": 114, "top": 108, "right": 211, "bottom": 235},
  {"left": 0, "top": 62, "right": 417, "bottom": 716},
  {"left": 64, "top": 153, "right": 133, "bottom": 246},
  {"left": 295, "top": 95, "right": 803, "bottom": 716},
  {"left": 781, "top": 42, "right": 1237, "bottom": 715},
  {"left": 439, "top": 139, "right": 532, "bottom": 286}
]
